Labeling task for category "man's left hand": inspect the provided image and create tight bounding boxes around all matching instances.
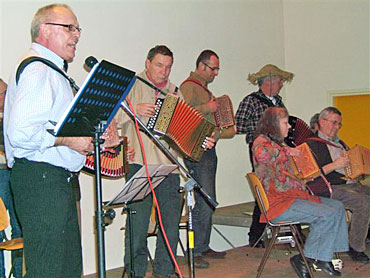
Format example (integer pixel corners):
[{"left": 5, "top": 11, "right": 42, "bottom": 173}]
[{"left": 204, "top": 132, "right": 216, "bottom": 150}]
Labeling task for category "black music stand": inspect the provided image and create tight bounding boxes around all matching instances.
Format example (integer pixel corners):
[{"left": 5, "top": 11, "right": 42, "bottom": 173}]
[
  {"left": 50, "top": 60, "right": 136, "bottom": 278},
  {"left": 105, "top": 164, "right": 178, "bottom": 278}
]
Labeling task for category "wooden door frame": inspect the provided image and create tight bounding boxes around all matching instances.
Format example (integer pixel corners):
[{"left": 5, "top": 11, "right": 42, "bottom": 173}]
[{"left": 327, "top": 88, "right": 370, "bottom": 104}]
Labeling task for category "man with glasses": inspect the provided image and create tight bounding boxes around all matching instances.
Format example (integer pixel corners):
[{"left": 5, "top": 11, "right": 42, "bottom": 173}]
[
  {"left": 234, "top": 64, "right": 294, "bottom": 248},
  {"left": 4, "top": 4, "right": 92, "bottom": 277},
  {"left": 180, "top": 50, "right": 236, "bottom": 269},
  {"left": 306, "top": 106, "right": 370, "bottom": 264}
]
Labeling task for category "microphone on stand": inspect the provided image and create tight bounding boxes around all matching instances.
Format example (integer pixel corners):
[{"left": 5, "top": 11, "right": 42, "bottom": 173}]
[{"left": 84, "top": 56, "right": 99, "bottom": 72}]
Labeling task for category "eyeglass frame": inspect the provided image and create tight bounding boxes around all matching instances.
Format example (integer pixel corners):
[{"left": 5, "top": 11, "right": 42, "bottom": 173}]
[
  {"left": 322, "top": 118, "right": 343, "bottom": 128},
  {"left": 203, "top": 62, "right": 220, "bottom": 72},
  {"left": 45, "top": 23, "right": 82, "bottom": 33}
]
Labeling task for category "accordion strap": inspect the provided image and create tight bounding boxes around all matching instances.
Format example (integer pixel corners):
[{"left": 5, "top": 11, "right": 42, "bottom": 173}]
[
  {"left": 15, "top": 56, "right": 78, "bottom": 91},
  {"left": 305, "top": 137, "right": 349, "bottom": 150},
  {"left": 181, "top": 78, "right": 213, "bottom": 97}
]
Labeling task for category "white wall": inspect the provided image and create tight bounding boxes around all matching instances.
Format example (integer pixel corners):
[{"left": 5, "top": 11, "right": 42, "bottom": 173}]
[
  {"left": 0, "top": 0, "right": 369, "bottom": 275},
  {"left": 283, "top": 0, "right": 370, "bottom": 122}
]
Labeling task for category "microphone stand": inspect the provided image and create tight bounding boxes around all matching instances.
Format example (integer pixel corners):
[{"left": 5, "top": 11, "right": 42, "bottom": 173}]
[{"left": 121, "top": 100, "right": 218, "bottom": 278}]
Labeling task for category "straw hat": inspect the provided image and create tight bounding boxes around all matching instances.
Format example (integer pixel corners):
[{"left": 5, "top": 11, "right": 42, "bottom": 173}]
[{"left": 248, "top": 64, "right": 294, "bottom": 85}]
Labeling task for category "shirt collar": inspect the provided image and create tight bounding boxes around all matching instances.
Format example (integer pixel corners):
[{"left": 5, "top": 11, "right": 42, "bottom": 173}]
[
  {"left": 318, "top": 131, "right": 341, "bottom": 144},
  {"left": 31, "top": 42, "right": 64, "bottom": 70}
]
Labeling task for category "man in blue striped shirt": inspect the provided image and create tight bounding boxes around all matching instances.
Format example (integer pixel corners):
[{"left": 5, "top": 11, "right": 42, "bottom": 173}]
[{"left": 4, "top": 4, "right": 92, "bottom": 277}]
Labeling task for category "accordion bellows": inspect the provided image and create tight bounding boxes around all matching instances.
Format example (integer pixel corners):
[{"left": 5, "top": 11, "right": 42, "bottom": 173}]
[
  {"left": 84, "top": 137, "right": 129, "bottom": 178},
  {"left": 285, "top": 116, "right": 314, "bottom": 147},
  {"left": 147, "top": 94, "right": 215, "bottom": 162}
]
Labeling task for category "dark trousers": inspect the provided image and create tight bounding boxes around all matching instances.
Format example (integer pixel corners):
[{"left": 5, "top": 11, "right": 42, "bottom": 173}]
[
  {"left": 331, "top": 183, "right": 370, "bottom": 252},
  {"left": 248, "top": 144, "right": 266, "bottom": 243},
  {"left": 10, "top": 159, "right": 81, "bottom": 278},
  {"left": 124, "top": 164, "right": 182, "bottom": 277},
  {"left": 184, "top": 148, "right": 217, "bottom": 255}
]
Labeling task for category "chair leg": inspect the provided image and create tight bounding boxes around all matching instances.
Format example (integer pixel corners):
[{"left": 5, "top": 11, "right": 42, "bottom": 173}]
[
  {"left": 256, "top": 226, "right": 280, "bottom": 278},
  {"left": 291, "top": 225, "right": 315, "bottom": 278},
  {"left": 7, "top": 249, "right": 23, "bottom": 278},
  {"left": 252, "top": 227, "right": 268, "bottom": 249}
]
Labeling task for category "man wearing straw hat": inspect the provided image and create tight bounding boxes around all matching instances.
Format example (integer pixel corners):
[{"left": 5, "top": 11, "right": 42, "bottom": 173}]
[{"left": 235, "top": 64, "right": 294, "bottom": 247}]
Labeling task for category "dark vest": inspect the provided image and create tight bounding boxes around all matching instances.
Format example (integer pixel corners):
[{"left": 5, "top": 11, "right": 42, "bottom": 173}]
[{"left": 306, "top": 138, "right": 347, "bottom": 185}]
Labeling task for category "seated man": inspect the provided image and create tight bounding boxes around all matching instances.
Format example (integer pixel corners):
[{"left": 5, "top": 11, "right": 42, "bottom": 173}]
[{"left": 306, "top": 106, "right": 370, "bottom": 263}]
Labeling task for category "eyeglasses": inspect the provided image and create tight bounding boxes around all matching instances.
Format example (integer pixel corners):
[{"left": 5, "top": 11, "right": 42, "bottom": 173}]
[
  {"left": 45, "top": 23, "right": 82, "bottom": 33},
  {"left": 203, "top": 62, "right": 220, "bottom": 72},
  {"left": 323, "top": 118, "right": 342, "bottom": 128}
]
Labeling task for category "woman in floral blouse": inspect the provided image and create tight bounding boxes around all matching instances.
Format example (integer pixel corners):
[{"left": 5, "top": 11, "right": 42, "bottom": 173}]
[{"left": 252, "top": 107, "right": 348, "bottom": 278}]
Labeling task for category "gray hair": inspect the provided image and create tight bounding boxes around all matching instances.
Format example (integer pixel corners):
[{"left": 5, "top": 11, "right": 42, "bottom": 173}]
[
  {"left": 319, "top": 106, "right": 342, "bottom": 120},
  {"left": 257, "top": 76, "right": 273, "bottom": 86},
  {"left": 309, "top": 113, "right": 320, "bottom": 129},
  {"left": 31, "top": 4, "right": 71, "bottom": 42}
]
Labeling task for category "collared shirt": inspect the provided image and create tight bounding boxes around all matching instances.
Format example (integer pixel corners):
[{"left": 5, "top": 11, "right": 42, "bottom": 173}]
[
  {"left": 318, "top": 131, "right": 346, "bottom": 176},
  {"left": 235, "top": 90, "right": 285, "bottom": 144},
  {"left": 4, "top": 43, "right": 85, "bottom": 172}
]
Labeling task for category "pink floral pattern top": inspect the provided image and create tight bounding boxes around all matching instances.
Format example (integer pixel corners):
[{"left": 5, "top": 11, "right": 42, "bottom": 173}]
[{"left": 252, "top": 135, "right": 320, "bottom": 222}]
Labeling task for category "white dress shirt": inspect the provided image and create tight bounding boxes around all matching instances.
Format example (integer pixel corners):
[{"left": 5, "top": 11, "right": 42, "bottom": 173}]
[{"left": 4, "top": 43, "right": 85, "bottom": 172}]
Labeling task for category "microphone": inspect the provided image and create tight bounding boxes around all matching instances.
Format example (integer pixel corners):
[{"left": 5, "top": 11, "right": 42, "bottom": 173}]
[{"left": 84, "top": 56, "right": 98, "bottom": 72}]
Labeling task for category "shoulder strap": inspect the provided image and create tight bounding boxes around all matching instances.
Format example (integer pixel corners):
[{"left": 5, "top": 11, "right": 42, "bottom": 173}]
[
  {"left": 181, "top": 78, "right": 212, "bottom": 96},
  {"left": 305, "top": 136, "right": 345, "bottom": 149},
  {"left": 16, "top": 56, "right": 75, "bottom": 89}
]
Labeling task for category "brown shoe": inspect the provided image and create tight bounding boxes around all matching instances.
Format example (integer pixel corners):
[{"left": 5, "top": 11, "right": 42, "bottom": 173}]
[
  {"left": 202, "top": 249, "right": 226, "bottom": 259},
  {"left": 194, "top": 256, "right": 209, "bottom": 269}
]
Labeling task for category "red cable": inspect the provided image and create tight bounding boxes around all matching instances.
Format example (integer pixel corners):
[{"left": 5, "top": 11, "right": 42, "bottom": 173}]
[{"left": 126, "top": 97, "right": 184, "bottom": 278}]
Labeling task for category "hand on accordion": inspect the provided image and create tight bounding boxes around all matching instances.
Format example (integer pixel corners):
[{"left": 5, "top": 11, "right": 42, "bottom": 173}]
[
  {"left": 203, "top": 131, "right": 216, "bottom": 150},
  {"left": 208, "top": 97, "right": 220, "bottom": 113},
  {"left": 136, "top": 103, "right": 159, "bottom": 117},
  {"left": 101, "top": 118, "right": 120, "bottom": 148},
  {"left": 335, "top": 152, "right": 350, "bottom": 169}
]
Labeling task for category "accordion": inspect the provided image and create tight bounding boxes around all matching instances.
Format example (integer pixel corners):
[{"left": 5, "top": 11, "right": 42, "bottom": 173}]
[
  {"left": 214, "top": 95, "right": 235, "bottom": 128},
  {"left": 147, "top": 94, "right": 215, "bottom": 162},
  {"left": 84, "top": 136, "right": 129, "bottom": 178},
  {"left": 344, "top": 145, "right": 370, "bottom": 179},
  {"left": 290, "top": 143, "right": 321, "bottom": 181},
  {"left": 290, "top": 143, "right": 332, "bottom": 198},
  {"left": 285, "top": 116, "right": 314, "bottom": 147}
]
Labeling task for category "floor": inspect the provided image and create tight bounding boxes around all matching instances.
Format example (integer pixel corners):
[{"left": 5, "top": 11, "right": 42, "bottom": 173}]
[{"left": 85, "top": 243, "right": 370, "bottom": 278}]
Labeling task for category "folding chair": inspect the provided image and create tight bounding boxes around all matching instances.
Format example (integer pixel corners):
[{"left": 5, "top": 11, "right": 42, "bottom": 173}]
[
  {"left": 246, "top": 173, "right": 314, "bottom": 278},
  {"left": 0, "top": 197, "right": 24, "bottom": 278}
]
